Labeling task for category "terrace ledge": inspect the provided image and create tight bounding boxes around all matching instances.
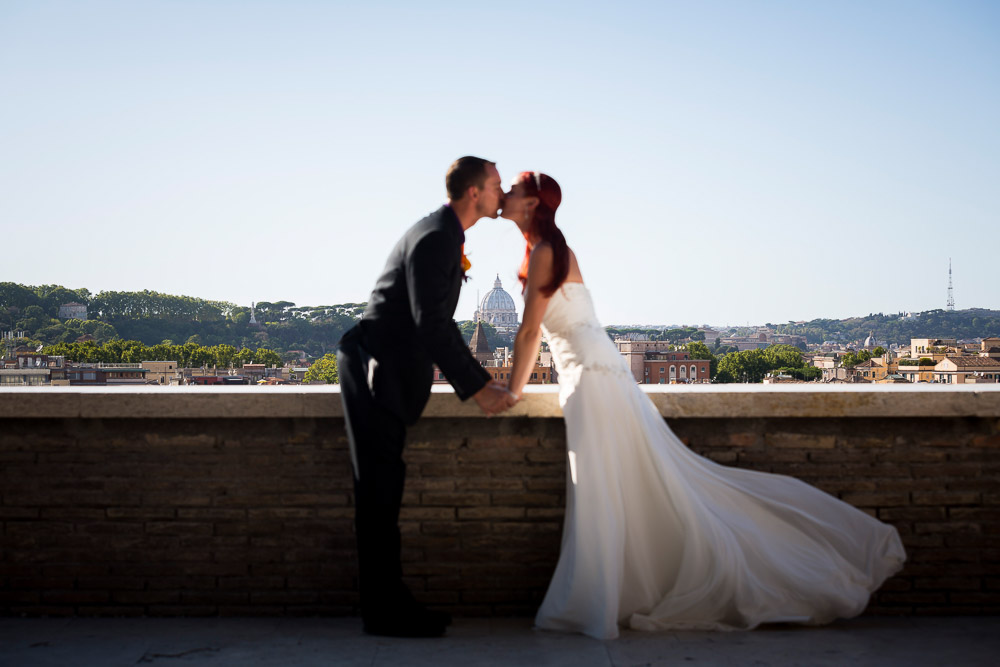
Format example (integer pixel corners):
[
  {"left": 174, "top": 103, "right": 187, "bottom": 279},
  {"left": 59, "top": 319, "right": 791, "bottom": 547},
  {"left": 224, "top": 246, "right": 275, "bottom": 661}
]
[{"left": 2, "top": 384, "right": 1000, "bottom": 420}]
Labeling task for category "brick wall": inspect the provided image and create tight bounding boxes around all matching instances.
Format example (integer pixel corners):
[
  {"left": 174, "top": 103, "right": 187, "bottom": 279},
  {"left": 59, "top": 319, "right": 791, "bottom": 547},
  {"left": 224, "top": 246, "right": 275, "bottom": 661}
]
[{"left": 1, "top": 414, "right": 998, "bottom": 617}]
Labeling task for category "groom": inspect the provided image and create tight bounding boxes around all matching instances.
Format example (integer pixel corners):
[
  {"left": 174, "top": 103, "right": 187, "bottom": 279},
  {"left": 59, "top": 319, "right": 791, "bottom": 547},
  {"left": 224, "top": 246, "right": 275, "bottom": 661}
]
[{"left": 337, "top": 156, "right": 516, "bottom": 637}]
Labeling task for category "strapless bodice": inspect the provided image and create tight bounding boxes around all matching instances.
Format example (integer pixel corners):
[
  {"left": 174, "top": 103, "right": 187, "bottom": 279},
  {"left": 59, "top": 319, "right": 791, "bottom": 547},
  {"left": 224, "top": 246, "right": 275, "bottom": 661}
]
[{"left": 541, "top": 282, "right": 634, "bottom": 388}]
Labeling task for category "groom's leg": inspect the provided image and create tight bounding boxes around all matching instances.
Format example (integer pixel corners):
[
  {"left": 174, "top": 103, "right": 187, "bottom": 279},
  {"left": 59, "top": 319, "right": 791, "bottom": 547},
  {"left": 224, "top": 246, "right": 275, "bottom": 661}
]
[{"left": 337, "top": 343, "right": 408, "bottom": 616}]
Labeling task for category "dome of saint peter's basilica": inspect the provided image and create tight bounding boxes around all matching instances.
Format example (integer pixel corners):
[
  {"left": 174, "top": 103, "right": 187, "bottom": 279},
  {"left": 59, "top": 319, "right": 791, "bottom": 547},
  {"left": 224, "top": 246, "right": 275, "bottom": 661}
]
[{"left": 474, "top": 275, "right": 519, "bottom": 332}]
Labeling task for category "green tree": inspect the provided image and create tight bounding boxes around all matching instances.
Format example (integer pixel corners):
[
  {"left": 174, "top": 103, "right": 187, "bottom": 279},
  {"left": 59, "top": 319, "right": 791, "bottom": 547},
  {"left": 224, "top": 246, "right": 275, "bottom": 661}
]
[
  {"left": 686, "top": 341, "right": 718, "bottom": 379},
  {"left": 235, "top": 347, "right": 255, "bottom": 367},
  {"left": 303, "top": 353, "right": 339, "bottom": 384},
  {"left": 840, "top": 349, "right": 873, "bottom": 369},
  {"left": 16, "top": 305, "right": 49, "bottom": 332},
  {"left": 254, "top": 347, "right": 282, "bottom": 367},
  {"left": 762, "top": 344, "right": 805, "bottom": 370},
  {"left": 82, "top": 320, "right": 117, "bottom": 343},
  {"left": 715, "top": 344, "right": 809, "bottom": 383},
  {"left": 716, "top": 349, "right": 768, "bottom": 383},
  {"left": 210, "top": 344, "right": 238, "bottom": 369}
]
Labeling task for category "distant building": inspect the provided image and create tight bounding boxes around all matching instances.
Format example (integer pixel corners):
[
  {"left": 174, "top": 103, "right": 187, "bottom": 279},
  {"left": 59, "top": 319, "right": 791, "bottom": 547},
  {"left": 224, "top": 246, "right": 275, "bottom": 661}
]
[
  {"left": 932, "top": 357, "right": 1000, "bottom": 384},
  {"left": 862, "top": 331, "right": 882, "bottom": 351},
  {"left": 643, "top": 350, "right": 710, "bottom": 384},
  {"left": 980, "top": 337, "right": 1000, "bottom": 358},
  {"left": 699, "top": 329, "right": 721, "bottom": 345},
  {"left": 0, "top": 367, "right": 53, "bottom": 386},
  {"left": 468, "top": 321, "right": 494, "bottom": 365},
  {"left": 473, "top": 275, "right": 519, "bottom": 332},
  {"left": 434, "top": 318, "right": 553, "bottom": 385},
  {"left": 808, "top": 353, "right": 839, "bottom": 370},
  {"left": 481, "top": 365, "right": 554, "bottom": 384},
  {"left": 66, "top": 363, "right": 151, "bottom": 385},
  {"left": 614, "top": 339, "right": 709, "bottom": 384},
  {"left": 240, "top": 363, "right": 267, "bottom": 384},
  {"left": 852, "top": 358, "right": 887, "bottom": 382},
  {"left": 719, "top": 332, "right": 770, "bottom": 352},
  {"left": 287, "top": 367, "right": 311, "bottom": 382},
  {"left": 910, "top": 338, "right": 958, "bottom": 359},
  {"left": 58, "top": 302, "right": 88, "bottom": 320},
  {"left": 142, "top": 360, "right": 180, "bottom": 385},
  {"left": 822, "top": 366, "right": 851, "bottom": 382},
  {"left": 2, "top": 353, "right": 66, "bottom": 386}
]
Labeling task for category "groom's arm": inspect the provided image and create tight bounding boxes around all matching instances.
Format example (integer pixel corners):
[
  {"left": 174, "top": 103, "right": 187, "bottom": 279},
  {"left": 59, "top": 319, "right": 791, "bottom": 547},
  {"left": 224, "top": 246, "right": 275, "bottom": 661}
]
[{"left": 406, "top": 231, "right": 491, "bottom": 400}]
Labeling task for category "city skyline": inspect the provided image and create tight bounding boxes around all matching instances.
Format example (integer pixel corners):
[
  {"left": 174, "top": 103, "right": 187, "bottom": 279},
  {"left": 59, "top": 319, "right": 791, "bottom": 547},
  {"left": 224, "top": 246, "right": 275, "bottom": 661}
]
[
  {"left": 1, "top": 260, "right": 989, "bottom": 331},
  {"left": 2, "top": 1, "right": 998, "bottom": 324}
]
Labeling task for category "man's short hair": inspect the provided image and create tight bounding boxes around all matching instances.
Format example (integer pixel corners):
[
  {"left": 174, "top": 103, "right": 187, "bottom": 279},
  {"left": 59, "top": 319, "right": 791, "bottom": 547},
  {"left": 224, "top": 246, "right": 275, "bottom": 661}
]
[{"left": 446, "top": 156, "right": 495, "bottom": 201}]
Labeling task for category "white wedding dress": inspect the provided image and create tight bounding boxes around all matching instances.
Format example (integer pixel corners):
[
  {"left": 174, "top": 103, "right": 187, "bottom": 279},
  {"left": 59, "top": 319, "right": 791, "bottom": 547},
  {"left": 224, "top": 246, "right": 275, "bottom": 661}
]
[{"left": 533, "top": 282, "right": 906, "bottom": 640}]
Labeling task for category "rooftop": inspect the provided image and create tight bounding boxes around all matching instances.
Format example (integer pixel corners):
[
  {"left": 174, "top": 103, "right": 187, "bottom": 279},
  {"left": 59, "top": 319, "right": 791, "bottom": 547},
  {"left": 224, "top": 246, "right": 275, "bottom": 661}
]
[{"left": 943, "top": 356, "right": 1000, "bottom": 368}]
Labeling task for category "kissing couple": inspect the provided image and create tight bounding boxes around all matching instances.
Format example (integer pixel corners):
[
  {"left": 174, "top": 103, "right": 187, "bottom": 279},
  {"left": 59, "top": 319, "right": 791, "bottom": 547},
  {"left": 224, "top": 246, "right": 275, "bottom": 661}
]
[{"left": 336, "top": 157, "right": 905, "bottom": 639}]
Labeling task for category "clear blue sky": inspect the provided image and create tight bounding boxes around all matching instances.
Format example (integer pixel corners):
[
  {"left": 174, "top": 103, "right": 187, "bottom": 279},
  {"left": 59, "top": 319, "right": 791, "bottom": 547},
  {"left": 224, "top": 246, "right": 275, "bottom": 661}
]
[{"left": 2, "top": 1, "right": 998, "bottom": 326}]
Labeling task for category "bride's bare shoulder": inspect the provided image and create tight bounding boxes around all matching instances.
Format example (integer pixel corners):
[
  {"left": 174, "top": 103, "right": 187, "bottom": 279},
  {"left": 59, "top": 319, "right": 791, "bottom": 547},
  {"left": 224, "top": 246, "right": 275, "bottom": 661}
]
[
  {"left": 567, "top": 247, "right": 585, "bottom": 282},
  {"left": 529, "top": 242, "right": 554, "bottom": 263}
]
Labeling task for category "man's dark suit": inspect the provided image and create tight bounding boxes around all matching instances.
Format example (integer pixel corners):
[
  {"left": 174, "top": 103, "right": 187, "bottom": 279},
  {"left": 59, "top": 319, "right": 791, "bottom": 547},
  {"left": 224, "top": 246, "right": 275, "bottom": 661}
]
[{"left": 337, "top": 204, "right": 491, "bottom": 622}]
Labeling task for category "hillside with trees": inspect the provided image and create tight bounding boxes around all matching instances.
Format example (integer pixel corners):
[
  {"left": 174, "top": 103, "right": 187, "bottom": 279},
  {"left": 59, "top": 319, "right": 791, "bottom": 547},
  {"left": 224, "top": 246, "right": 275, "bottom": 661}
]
[
  {"left": 773, "top": 309, "right": 1000, "bottom": 345},
  {"left": 1, "top": 282, "right": 363, "bottom": 362}
]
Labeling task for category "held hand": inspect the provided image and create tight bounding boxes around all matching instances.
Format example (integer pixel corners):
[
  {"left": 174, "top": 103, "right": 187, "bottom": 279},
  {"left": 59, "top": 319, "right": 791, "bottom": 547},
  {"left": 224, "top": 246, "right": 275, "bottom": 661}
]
[
  {"left": 492, "top": 381, "right": 521, "bottom": 413},
  {"left": 503, "top": 387, "right": 521, "bottom": 410},
  {"left": 473, "top": 382, "right": 512, "bottom": 416}
]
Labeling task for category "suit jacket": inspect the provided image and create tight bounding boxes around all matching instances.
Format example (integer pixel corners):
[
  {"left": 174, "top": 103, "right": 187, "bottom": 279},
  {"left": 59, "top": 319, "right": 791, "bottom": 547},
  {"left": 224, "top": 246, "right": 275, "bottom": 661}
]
[{"left": 344, "top": 205, "right": 491, "bottom": 425}]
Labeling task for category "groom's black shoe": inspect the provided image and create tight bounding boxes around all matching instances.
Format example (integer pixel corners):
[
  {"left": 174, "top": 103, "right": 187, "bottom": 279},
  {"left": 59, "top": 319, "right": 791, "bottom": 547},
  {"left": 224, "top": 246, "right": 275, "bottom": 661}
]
[
  {"left": 360, "top": 581, "right": 451, "bottom": 637},
  {"left": 362, "top": 608, "right": 448, "bottom": 638},
  {"left": 427, "top": 608, "right": 452, "bottom": 627}
]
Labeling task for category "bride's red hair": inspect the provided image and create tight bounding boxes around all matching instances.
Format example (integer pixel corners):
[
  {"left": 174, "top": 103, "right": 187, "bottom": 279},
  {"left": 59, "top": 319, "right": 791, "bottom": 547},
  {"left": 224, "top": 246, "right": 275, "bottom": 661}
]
[{"left": 516, "top": 172, "right": 567, "bottom": 297}]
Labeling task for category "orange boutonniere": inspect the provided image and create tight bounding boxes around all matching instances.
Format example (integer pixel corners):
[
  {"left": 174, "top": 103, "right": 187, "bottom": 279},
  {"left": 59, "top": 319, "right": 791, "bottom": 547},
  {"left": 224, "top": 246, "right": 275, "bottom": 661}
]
[{"left": 460, "top": 244, "right": 472, "bottom": 274}]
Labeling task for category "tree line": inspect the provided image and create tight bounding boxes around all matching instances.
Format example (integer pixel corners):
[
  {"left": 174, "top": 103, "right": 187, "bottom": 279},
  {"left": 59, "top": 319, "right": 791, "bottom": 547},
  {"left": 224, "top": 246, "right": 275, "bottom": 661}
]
[
  {"left": 1, "top": 282, "right": 363, "bottom": 361},
  {"left": 42, "top": 339, "right": 282, "bottom": 369}
]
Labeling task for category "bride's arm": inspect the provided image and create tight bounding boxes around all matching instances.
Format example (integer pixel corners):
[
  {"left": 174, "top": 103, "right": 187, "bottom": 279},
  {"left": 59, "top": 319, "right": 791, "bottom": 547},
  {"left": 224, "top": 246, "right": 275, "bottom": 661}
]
[{"left": 509, "top": 243, "right": 554, "bottom": 397}]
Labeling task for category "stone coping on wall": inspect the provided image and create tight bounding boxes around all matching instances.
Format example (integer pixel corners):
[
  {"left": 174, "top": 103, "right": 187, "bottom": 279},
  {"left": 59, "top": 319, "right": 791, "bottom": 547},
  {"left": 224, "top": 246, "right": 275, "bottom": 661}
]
[{"left": 2, "top": 384, "right": 999, "bottom": 420}]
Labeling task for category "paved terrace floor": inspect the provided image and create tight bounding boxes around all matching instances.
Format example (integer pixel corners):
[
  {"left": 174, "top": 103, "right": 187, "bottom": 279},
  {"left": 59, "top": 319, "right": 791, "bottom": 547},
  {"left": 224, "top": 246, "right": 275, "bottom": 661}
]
[{"left": 0, "top": 616, "right": 997, "bottom": 666}]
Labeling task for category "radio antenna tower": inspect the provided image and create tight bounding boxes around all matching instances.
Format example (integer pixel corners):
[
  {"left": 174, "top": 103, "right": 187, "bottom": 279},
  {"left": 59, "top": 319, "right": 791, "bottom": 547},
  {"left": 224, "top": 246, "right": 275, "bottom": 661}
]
[{"left": 946, "top": 258, "right": 955, "bottom": 311}]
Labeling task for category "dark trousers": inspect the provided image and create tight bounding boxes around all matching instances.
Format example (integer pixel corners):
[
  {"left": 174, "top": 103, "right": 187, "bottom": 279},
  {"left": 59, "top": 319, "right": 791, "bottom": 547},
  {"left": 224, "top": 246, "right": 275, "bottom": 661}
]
[{"left": 337, "top": 339, "right": 410, "bottom": 618}]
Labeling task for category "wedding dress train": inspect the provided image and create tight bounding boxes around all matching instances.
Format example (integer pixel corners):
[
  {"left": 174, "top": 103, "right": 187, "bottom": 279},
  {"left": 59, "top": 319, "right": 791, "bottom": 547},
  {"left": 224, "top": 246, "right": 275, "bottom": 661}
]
[{"left": 533, "top": 282, "right": 905, "bottom": 640}]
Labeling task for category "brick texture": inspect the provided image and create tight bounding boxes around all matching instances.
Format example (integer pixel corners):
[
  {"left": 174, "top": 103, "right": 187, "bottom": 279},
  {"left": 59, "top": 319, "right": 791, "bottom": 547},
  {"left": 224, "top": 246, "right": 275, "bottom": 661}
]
[{"left": 1, "top": 415, "right": 998, "bottom": 617}]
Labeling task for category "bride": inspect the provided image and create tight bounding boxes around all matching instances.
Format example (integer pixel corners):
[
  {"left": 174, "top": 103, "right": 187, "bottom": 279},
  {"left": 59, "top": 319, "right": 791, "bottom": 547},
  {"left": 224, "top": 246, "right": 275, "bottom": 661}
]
[{"left": 499, "top": 171, "right": 906, "bottom": 640}]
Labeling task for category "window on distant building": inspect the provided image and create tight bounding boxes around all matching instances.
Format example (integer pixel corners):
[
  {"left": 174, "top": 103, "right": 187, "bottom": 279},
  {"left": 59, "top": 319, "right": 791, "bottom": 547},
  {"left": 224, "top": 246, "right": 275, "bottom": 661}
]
[{"left": 691, "top": 365, "right": 697, "bottom": 377}]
